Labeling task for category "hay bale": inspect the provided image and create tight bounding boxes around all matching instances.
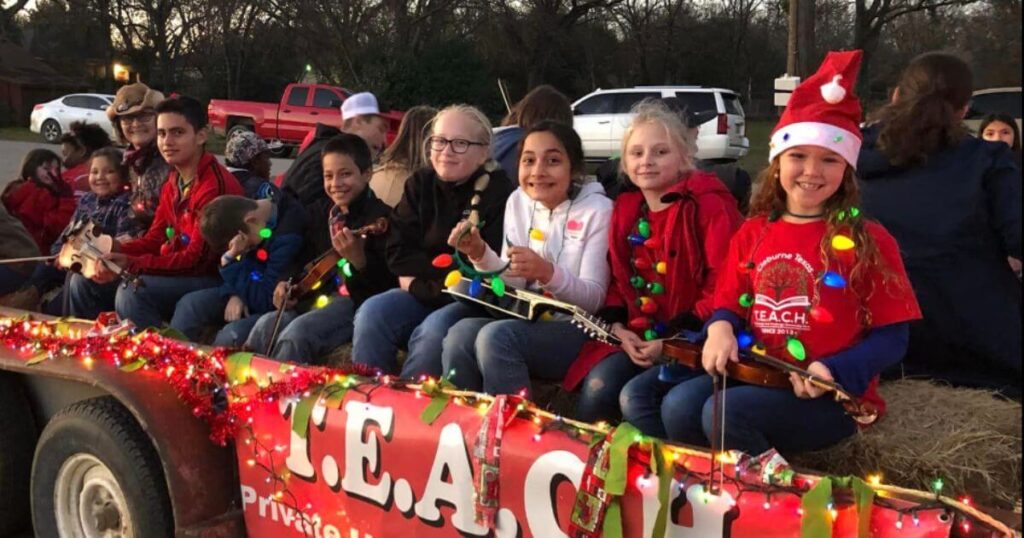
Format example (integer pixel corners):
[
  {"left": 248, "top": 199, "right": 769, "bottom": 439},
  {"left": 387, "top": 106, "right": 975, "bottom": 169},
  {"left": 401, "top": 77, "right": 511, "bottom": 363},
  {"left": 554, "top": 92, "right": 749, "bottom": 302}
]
[{"left": 790, "top": 379, "right": 1022, "bottom": 510}]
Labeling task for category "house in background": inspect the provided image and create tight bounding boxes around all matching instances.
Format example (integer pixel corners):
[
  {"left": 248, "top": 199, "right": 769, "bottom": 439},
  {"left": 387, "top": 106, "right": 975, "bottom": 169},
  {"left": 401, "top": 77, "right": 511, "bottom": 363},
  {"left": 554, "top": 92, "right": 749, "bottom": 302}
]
[{"left": 0, "top": 40, "right": 86, "bottom": 127}]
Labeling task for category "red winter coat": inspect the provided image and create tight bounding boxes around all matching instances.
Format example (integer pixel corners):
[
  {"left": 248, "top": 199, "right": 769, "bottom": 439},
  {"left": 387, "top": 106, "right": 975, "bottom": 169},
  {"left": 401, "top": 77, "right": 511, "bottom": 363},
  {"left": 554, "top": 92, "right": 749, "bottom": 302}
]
[
  {"left": 120, "top": 152, "right": 243, "bottom": 275},
  {"left": 1, "top": 179, "right": 76, "bottom": 253},
  {"left": 562, "top": 170, "right": 743, "bottom": 390}
]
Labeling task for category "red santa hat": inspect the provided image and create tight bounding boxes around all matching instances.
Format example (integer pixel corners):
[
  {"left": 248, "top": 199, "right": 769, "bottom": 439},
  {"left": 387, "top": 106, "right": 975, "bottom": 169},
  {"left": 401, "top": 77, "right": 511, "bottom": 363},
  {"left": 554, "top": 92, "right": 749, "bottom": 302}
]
[{"left": 770, "top": 50, "right": 863, "bottom": 168}]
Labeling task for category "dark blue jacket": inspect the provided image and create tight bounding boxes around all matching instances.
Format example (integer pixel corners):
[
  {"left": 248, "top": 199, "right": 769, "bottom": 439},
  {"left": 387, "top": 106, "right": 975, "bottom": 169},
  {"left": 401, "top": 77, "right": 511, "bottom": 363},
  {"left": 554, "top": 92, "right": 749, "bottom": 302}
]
[
  {"left": 857, "top": 125, "right": 1021, "bottom": 386},
  {"left": 218, "top": 187, "right": 307, "bottom": 314},
  {"left": 491, "top": 126, "right": 523, "bottom": 182}
]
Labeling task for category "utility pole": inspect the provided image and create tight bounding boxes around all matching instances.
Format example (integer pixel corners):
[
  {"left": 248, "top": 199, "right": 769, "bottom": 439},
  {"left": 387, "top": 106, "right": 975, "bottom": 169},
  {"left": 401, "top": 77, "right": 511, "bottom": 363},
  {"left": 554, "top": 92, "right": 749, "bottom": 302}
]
[{"left": 787, "top": 0, "right": 799, "bottom": 76}]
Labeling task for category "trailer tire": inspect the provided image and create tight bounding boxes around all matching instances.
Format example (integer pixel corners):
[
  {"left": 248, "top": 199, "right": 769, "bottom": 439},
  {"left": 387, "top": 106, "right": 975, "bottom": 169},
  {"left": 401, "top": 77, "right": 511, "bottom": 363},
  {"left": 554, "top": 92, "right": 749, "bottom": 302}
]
[
  {"left": 0, "top": 373, "right": 37, "bottom": 535},
  {"left": 31, "top": 397, "right": 173, "bottom": 538}
]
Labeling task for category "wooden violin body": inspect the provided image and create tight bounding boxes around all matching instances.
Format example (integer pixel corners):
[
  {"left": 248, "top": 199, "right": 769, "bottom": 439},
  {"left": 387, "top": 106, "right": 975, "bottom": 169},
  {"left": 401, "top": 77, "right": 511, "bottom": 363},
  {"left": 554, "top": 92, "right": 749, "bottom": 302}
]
[
  {"left": 661, "top": 339, "right": 791, "bottom": 388},
  {"left": 57, "top": 220, "right": 143, "bottom": 289},
  {"left": 289, "top": 217, "right": 389, "bottom": 299}
]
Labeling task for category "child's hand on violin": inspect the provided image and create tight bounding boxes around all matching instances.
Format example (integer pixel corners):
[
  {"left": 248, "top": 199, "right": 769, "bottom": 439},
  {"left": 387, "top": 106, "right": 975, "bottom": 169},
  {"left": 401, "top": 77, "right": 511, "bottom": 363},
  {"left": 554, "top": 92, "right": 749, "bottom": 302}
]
[
  {"left": 226, "top": 232, "right": 250, "bottom": 258},
  {"left": 506, "top": 247, "right": 554, "bottom": 283},
  {"left": 92, "top": 253, "right": 128, "bottom": 284},
  {"left": 446, "top": 220, "right": 486, "bottom": 260},
  {"left": 635, "top": 339, "right": 664, "bottom": 363},
  {"left": 331, "top": 227, "right": 367, "bottom": 270},
  {"left": 790, "top": 361, "right": 834, "bottom": 399},
  {"left": 702, "top": 320, "right": 739, "bottom": 376},
  {"left": 611, "top": 323, "right": 653, "bottom": 367},
  {"left": 224, "top": 295, "right": 248, "bottom": 322},
  {"left": 272, "top": 281, "right": 296, "bottom": 310}
]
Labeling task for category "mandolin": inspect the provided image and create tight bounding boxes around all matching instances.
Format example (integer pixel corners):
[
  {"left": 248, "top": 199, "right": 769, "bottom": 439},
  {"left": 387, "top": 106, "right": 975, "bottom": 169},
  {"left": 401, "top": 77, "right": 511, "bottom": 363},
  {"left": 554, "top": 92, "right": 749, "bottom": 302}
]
[{"left": 57, "top": 220, "right": 144, "bottom": 289}]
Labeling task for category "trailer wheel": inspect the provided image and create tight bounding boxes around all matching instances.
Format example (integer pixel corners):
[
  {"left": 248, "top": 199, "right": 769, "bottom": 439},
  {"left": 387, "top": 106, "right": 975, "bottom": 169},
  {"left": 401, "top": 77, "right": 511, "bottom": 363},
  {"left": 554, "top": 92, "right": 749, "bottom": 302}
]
[
  {"left": 32, "top": 397, "right": 173, "bottom": 538},
  {"left": 0, "top": 374, "right": 37, "bottom": 535}
]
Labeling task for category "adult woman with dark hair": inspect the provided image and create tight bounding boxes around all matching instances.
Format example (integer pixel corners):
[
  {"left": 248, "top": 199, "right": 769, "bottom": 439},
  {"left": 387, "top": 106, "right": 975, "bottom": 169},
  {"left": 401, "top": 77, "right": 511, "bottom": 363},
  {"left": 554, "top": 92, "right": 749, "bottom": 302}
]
[
  {"left": 106, "top": 82, "right": 171, "bottom": 229},
  {"left": 59, "top": 121, "right": 112, "bottom": 192},
  {"left": 492, "top": 85, "right": 573, "bottom": 180},
  {"left": 440, "top": 121, "right": 612, "bottom": 394},
  {"left": 369, "top": 105, "right": 437, "bottom": 207},
  {"left": 858, "top": 52, "right": 1021, "bottom": 394}
]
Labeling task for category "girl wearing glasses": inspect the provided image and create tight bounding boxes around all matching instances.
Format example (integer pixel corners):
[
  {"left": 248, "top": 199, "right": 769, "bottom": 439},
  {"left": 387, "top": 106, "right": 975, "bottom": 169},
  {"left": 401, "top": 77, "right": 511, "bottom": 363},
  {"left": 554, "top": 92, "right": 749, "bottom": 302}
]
[
  {"left": 439, "top": 121, "right": 613, "bottom": 395},
  {"left": 352, "top": 104, "right": 515, "bottom": 376}
]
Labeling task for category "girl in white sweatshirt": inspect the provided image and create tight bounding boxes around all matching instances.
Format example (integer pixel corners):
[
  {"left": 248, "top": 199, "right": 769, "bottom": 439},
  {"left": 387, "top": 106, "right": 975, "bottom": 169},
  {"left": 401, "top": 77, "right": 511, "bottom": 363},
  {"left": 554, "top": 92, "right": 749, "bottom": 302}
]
[{"left": 441, "top": 121, "right": 613, "bottom": 394}]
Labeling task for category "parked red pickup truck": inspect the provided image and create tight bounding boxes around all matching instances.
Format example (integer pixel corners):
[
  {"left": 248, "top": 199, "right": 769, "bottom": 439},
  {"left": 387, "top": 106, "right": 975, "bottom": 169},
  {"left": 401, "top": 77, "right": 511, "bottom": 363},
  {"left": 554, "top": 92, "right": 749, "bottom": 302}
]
[{"left": 208, "top": 83, "right": 404, "bottom": 156}]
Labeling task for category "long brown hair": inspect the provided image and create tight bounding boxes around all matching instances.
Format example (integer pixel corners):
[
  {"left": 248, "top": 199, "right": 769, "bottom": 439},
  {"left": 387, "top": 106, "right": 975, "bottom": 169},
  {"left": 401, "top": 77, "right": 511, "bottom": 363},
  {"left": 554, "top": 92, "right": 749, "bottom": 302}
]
[
  {"left": 870, "top": 52, "right": 973, "bottom": 167},
  {"left": 380, "top": 105, "right": 437, "bottom": 170},
  {"left": 750, "top": 158, "right": 892, "bottom": 326}
]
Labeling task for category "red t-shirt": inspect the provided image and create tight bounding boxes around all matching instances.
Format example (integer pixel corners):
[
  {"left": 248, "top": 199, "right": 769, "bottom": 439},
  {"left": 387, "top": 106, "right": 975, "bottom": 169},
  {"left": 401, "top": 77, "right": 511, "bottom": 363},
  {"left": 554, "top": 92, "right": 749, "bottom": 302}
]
[{"left": 714, "top": 216, "right": 921, "bottom": 415}]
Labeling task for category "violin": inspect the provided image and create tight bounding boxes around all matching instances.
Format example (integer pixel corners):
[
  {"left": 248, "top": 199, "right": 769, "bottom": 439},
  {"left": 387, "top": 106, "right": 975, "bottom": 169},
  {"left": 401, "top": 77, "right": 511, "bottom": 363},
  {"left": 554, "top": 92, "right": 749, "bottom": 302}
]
[
  {"left": 570, "top": 310, "right": 879, "bottom": 425},
  {"left": 288, "top": 217, "right": 389, "bottom": 300},
  {"left": 57, "top": 220, "right": 144, "bottom": 289},
  {"left": 662, "top": 339, "right": 879, "bottom": 425}
]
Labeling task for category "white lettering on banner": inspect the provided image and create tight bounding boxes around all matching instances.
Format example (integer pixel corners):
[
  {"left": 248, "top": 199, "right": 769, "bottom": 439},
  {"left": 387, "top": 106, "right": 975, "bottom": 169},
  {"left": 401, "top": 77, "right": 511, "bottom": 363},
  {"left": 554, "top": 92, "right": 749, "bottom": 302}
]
[
  {"left": 341, "top": 402, "right": 395, "bottom": 508},
  {"left": 523, "top": 450, "right": 584, "bottom": 538},
  {"left": 281, "top": 398, "right": 330, "bottom": 480},
  {"left": 414, "top": 423, "right": 490, "bottom": 536},
  {"left": 241, "top": 484, "right": 343, "bottom": 537},
  {"left": 651, "top": 481, "right": 737, "bottom": 537}
]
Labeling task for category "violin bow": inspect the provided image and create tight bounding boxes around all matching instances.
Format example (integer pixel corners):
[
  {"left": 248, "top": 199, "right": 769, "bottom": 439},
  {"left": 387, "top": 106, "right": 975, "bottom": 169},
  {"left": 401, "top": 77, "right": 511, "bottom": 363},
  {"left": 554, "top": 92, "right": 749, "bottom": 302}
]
[
  {"left": 0, "top": 255, "right": 58, "bottom": 265},
  {"left": 264, "top": 278, "right": 294, "bottom": 356}
]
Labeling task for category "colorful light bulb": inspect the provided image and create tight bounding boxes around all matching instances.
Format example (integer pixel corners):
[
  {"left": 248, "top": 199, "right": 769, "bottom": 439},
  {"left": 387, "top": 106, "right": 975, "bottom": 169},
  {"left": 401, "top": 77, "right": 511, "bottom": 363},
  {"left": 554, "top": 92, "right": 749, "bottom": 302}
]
[
  {"left": 444, "top": 270, "right": 462, "bottom": 288},
  {"left": 786, "top": 336, "right": 806, "bottom": 361},
  {"left": 739, "top": 293, "right": 754, "bottom": 308},
  {"left": 259, "top": 227, "right": 272, "bottom": 240},
  {"left": 637, "top": 219, "right": 651, "bottom": 238},
  {"left": 491, "top": 277, "right": 506, "bottom": 297},
  {"left": 314, "top": 295, "right": 329, "bottom": 309},
  {"left": 737, "top": 331, "right": 754, "bottom": 349},
  {"left": 431, "top": 253, "right": 453, "bottom": 268},
  {"left": 529, "top": 228, "right": 545, "bottom": 241},
  {"left": 469, "top": 277, "right": 483, "bottom": 298},
  {"left": 655, "top": 261, "right": 668, "bottom": 274},
  {"left": 822, "top": 271, "right": 847, "bottom": 288},
  {"left": 809, "top": 305, "right": 834, "bottom": 323},
  {"left": 831, "top": 234, "right": 855, "bottom": 251}
]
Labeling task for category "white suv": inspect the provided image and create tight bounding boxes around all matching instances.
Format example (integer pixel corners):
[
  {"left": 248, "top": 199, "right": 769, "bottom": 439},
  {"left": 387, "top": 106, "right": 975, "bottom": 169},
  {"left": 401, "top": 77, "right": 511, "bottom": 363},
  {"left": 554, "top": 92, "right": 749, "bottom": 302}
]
[{"left": 572, "top": 86, "right": 749, "bottom": 162}]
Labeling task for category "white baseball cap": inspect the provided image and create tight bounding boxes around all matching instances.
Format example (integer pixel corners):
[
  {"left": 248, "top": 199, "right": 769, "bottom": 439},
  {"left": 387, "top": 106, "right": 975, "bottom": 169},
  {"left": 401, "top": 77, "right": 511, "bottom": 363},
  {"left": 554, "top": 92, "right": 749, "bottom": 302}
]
[{"left": 341, "top": 92, "right": 380, "bottom": 120}]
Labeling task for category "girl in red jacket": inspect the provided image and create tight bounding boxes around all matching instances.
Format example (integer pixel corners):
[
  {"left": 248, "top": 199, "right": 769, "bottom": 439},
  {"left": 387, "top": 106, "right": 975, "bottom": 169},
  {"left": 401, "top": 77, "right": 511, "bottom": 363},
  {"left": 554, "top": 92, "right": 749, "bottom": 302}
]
[
  {"left": 564, "top": 100, "right": 743, "bottom": 422},
  {"left": 2, "top": 149, "right": 76, "bottom": 253}
]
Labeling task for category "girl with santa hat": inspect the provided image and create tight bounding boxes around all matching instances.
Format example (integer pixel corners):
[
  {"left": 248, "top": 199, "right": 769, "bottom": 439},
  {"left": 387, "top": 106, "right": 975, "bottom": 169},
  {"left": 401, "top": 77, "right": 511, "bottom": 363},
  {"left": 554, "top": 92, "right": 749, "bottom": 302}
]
[{"left": 620, "top": 51, "right": 922, "bottom": 456}]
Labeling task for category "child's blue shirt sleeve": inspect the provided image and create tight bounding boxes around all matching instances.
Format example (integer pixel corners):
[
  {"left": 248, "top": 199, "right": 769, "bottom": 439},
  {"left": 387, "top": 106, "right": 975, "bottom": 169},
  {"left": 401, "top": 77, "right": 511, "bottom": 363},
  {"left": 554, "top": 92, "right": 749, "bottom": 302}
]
[{"left": 218, "top": 233, "right": 304, "bottom": 313}]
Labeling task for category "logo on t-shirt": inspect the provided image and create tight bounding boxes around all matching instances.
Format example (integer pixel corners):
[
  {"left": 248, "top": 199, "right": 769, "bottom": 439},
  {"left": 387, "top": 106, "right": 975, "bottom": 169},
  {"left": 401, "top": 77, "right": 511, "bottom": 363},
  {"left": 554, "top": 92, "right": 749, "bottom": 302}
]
[{"left": 751, "top": 252, "right": 817, "bottom": 335}]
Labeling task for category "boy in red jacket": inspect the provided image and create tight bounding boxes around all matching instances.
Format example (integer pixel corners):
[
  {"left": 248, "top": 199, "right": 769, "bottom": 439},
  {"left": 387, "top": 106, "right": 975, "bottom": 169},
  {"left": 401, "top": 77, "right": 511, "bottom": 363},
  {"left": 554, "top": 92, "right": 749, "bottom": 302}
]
[{"left": 67, "top": 96, "right": 244, "bottom": 328}]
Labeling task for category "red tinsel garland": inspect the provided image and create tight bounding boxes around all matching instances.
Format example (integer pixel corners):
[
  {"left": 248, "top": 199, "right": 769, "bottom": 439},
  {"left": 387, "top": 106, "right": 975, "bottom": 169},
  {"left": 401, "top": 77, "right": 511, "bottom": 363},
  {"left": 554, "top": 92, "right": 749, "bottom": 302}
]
[{"left": 0, "top": 317, "right": 377, "bottom": 445}]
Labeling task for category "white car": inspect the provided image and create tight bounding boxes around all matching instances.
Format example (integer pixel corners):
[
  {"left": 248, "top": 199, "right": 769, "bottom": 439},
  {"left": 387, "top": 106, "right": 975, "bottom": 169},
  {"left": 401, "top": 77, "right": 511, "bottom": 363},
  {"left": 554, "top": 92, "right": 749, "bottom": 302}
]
[
  {"left": 30, "top": 93, "right": 117, "bottom": 143},
  {"left": 572, "top": 86, "right": 749, "bottom": 162}
]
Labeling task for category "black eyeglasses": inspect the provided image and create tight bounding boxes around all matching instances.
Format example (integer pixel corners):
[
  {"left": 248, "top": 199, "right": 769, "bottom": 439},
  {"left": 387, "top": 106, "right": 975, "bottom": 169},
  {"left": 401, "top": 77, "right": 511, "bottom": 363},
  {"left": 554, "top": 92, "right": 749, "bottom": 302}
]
[{"left": 428, "top": 136, "right": 487, "bottom": 154}]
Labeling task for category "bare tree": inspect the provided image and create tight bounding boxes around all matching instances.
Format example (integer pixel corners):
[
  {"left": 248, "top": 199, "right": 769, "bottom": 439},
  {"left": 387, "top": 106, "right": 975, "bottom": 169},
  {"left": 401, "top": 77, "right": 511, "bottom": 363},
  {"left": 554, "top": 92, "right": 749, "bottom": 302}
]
[{"left": 854, "top": 0, "right": 982, "bottom": 93}]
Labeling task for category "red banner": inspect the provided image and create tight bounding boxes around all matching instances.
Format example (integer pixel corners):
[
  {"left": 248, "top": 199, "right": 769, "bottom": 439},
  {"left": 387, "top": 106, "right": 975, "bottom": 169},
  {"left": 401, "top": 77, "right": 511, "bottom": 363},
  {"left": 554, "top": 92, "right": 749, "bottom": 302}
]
[{"left": 236, "top": 357, "right": 965, "bottom": 538}]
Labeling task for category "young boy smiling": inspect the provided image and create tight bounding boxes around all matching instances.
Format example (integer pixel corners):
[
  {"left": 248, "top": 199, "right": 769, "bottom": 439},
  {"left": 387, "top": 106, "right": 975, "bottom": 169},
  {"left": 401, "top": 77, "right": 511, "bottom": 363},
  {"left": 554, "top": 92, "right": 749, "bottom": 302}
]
[{"left": 66, "top": 96, "right": 244, "bottom": 328}]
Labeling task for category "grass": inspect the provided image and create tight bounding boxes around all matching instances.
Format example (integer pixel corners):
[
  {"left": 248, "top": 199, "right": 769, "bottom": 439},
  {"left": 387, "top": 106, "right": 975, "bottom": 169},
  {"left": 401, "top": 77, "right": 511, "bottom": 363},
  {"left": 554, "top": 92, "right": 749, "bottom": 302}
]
[
  {"left": 738, "top": 118, "right": 772, "bottom": 174},
  {"left": 0, "top": 126, "right": 229, "bottom": 154},
  {"left": 0, "top": 127, "right": 47, "bottom": 143}
]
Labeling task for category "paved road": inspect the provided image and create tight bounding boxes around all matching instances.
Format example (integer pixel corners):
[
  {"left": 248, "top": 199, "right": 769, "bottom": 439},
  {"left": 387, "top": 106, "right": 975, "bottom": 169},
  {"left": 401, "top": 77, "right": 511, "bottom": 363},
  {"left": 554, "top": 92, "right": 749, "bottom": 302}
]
[{"left": 0, "top": 139, "right": 294, "bottom": 189}]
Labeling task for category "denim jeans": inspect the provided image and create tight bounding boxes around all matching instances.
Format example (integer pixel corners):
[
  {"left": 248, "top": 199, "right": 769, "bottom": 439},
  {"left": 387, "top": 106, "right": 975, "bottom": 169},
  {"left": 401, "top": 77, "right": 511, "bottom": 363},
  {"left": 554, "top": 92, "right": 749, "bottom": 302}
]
[
  {"left": 620, "top": 366, "right": 857, "bottom": 455},
  {"left": 441, "top": 318, "right": 587, "bottom": 395},
  {"left": 27, "top": 263, "right": 65, "bottom": 294},
  {"left": 170, "top": 287, "right": 262, "bottom": 347},
  {"left": 246, "top": 297, "right": 355, "bottom": 363},
  {"left": 574, "top": 351, "right": 647, "bottom": 424},
  {"left": 67, "top": 272, "right": 220, "bottom": 329},
  {"left": 351, "top": 289, "right": 483, "bottom": 377}
]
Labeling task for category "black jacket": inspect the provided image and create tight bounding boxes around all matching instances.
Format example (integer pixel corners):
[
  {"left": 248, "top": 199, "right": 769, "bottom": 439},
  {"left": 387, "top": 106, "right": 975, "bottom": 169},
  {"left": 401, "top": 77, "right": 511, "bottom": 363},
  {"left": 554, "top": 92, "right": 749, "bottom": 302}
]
[
  {"left": 388, "top": 165, "right": 515, "bottom": 308},
  {"left": 332, "top": 189, "right": 397, "bottom": 307},
  {"left": 858, "top": 125, "right": 1021, "bottom": 389}
]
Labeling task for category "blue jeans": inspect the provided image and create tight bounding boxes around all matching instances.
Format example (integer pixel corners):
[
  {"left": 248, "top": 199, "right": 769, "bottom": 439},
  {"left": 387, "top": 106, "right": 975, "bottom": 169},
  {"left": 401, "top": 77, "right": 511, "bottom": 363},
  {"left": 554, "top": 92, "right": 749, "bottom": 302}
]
[
  {"left": 0, "top": 265, "right": 31, "bottom": 295},
  {"left": 621, "top": 366, "right": 857, "bottom": 455},
  {"left": 170, "top": 287, "right": 262, "bottom": 347},
  {"left": 441, "top": 318, "right": 587, "bottom": 395},
  {"left": 67, "top": 273, "right": 220, "bottom": 329},
  {"left": 351, "top": 289, "right": 482, "bottom": 377},
  {"left": 575, "top": 351, "right": 647, "bottom": 423},
  {"left": 246, "top": 297, "right": 355, "bottom": 363}
]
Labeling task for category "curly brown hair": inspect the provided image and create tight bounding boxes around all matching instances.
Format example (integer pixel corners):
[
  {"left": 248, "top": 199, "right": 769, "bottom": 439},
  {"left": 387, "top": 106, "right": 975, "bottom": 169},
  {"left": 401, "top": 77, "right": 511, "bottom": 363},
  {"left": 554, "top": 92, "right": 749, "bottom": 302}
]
[
  {"left": 750, "top": 158, "right": 894, "bottom": 326},
  {"left": 869, "top": 52, "right": 973, "bottom": 168}
]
